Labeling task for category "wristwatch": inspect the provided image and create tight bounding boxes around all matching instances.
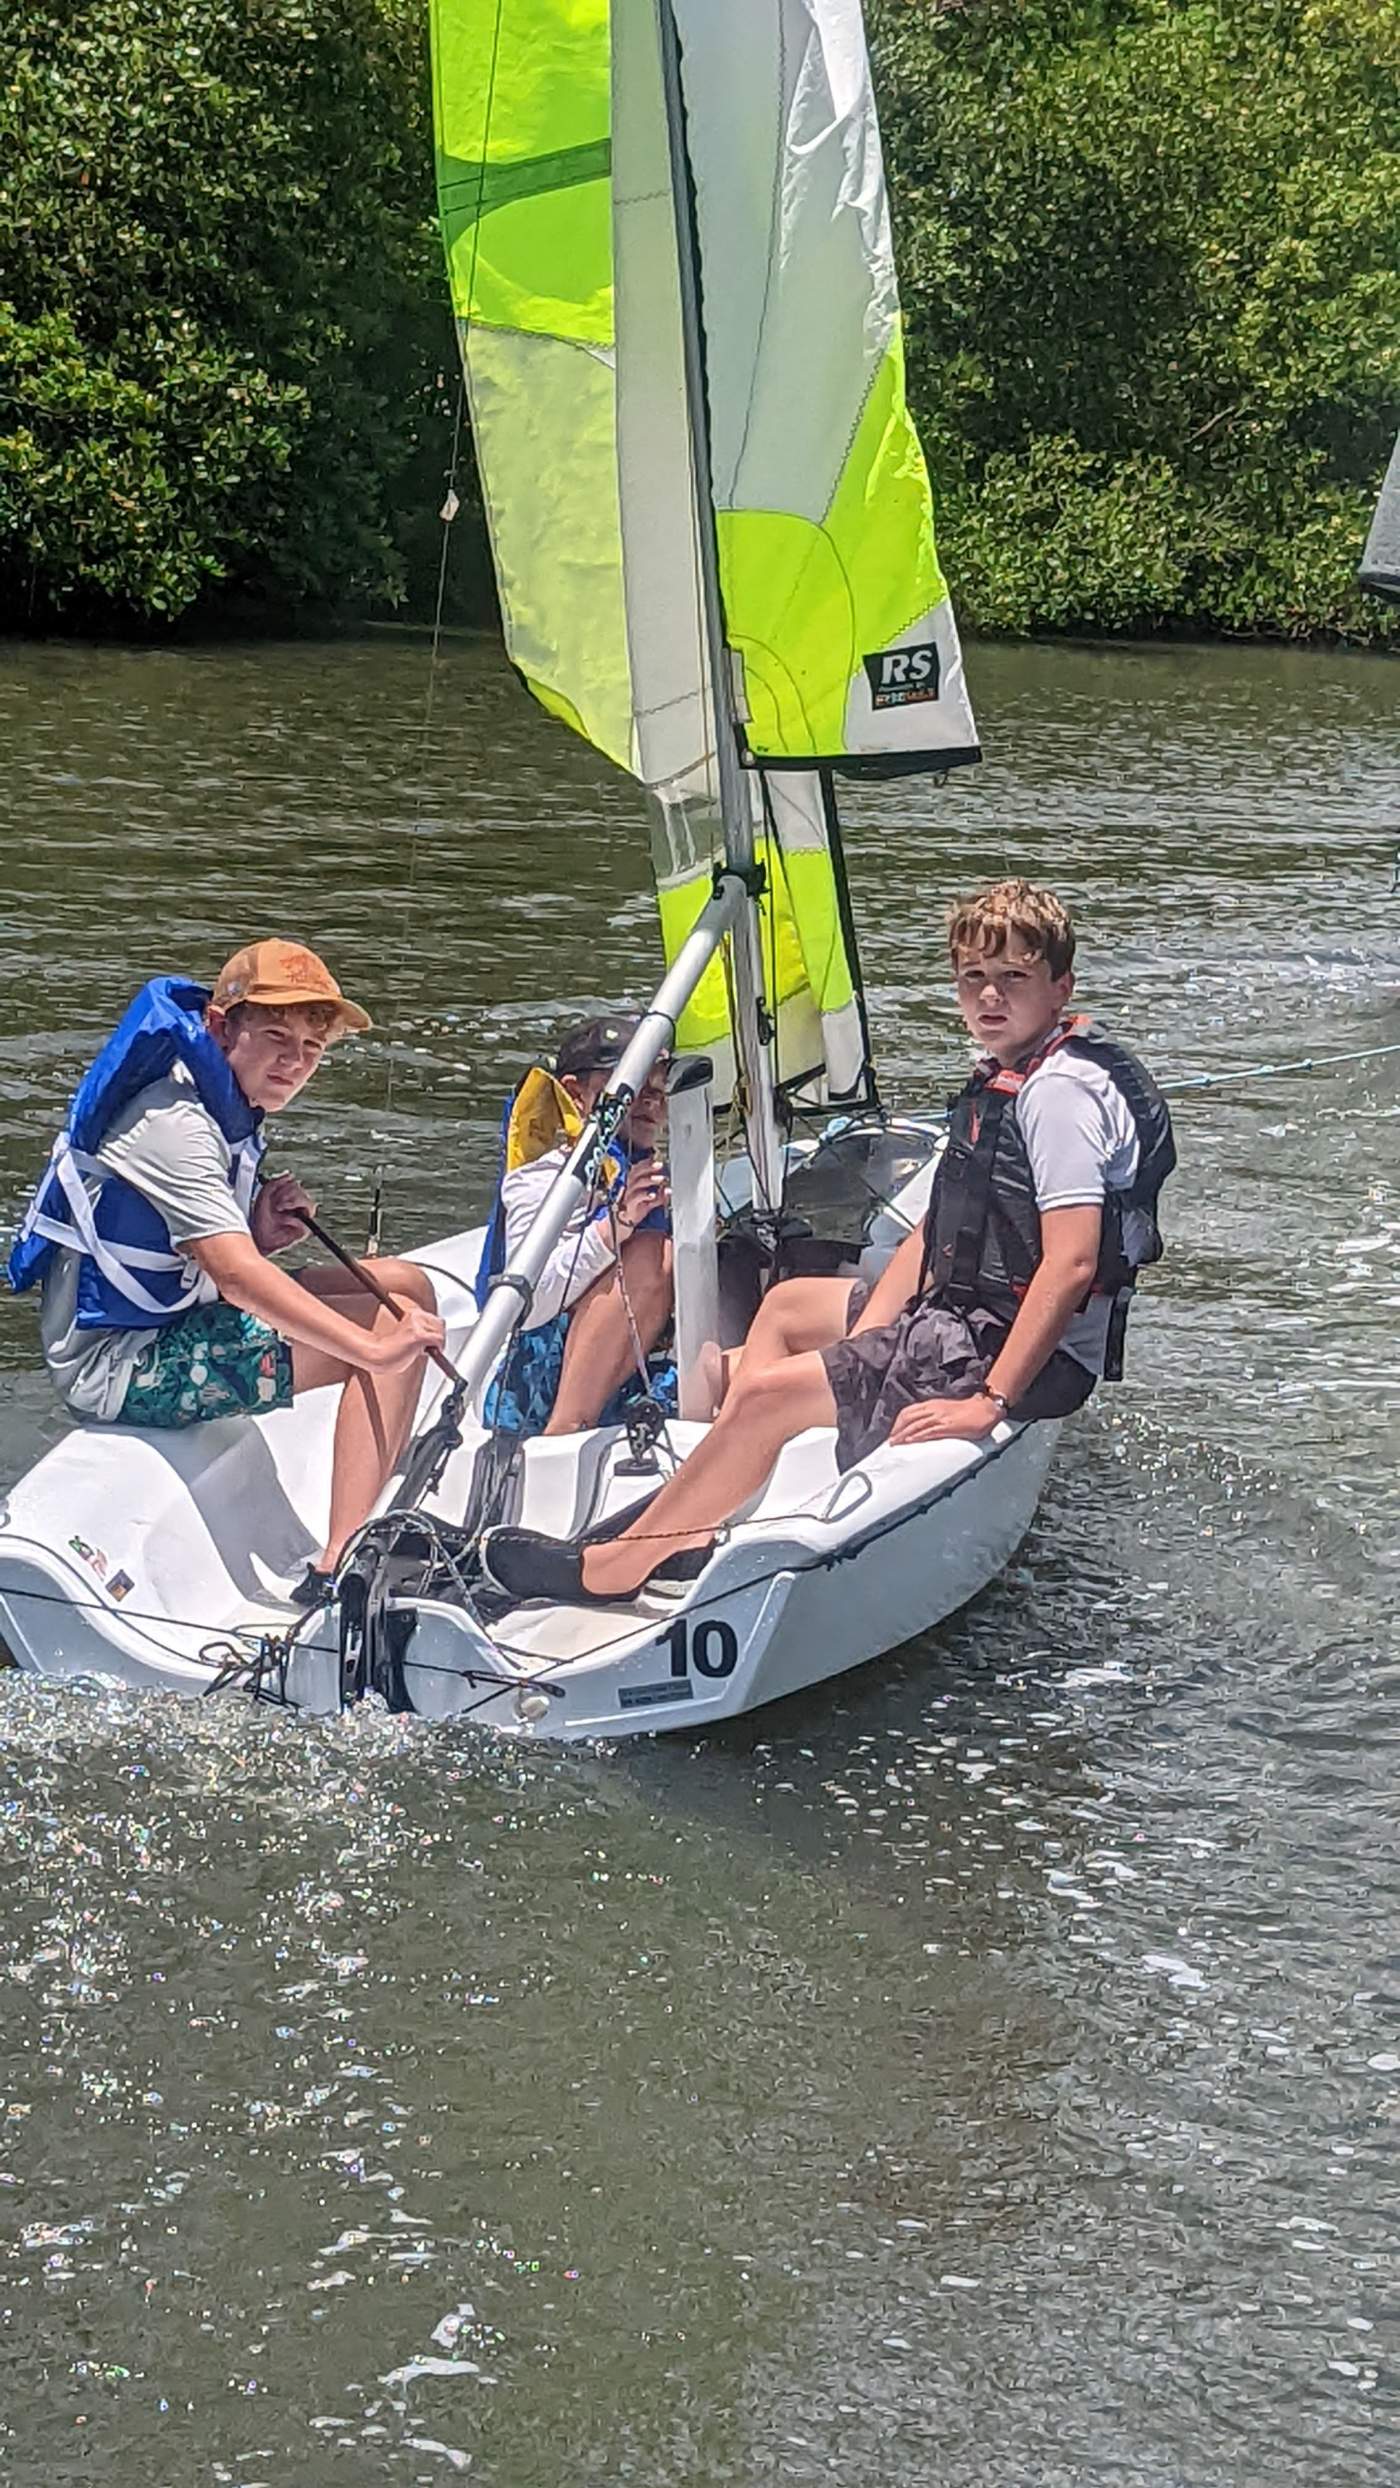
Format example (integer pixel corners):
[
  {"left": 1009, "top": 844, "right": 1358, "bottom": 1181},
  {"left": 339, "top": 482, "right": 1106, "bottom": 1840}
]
[{"left": 984, "top": 1386, "right": 1012, "bottom": 1418}]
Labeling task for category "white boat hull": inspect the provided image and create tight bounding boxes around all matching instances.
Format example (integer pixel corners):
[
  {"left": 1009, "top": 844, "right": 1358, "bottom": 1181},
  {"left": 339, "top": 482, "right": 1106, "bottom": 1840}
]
[
  {"left": 0, "top": 1171, "right": 1061, "bottom": 1740},
  {"left": 338, "top": 1416, "right": 1057, "bottom": 1739}
]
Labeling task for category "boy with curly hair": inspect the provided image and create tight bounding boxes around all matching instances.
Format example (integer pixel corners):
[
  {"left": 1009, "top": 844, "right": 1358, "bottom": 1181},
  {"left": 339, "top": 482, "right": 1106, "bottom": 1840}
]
[{"left": 482, "top": 881, "right": 1175, "bottom": 1608}]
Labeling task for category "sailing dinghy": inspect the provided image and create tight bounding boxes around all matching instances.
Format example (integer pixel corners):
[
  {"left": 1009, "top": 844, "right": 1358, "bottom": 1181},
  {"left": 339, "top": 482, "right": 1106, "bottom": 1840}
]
[{"left": 0, "top": 0, "right": 1063, "bottom": 1737}]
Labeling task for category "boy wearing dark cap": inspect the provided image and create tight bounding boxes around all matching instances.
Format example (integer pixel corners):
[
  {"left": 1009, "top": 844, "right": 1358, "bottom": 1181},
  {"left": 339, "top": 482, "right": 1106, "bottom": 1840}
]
[{"left": 485, "top": 1015, "right": 673, "bottom": 1436}]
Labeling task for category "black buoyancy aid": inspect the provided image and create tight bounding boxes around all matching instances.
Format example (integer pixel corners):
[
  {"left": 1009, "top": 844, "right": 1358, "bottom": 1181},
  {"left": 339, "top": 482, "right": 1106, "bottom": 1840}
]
[{"left": 921, "top": 1015, "right": 1176, "bottom": 1380}]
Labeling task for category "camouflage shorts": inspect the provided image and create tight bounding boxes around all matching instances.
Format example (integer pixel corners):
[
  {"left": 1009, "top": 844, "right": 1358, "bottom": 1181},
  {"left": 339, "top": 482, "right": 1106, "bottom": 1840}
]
[
  {"left": 822, "top": 1286, "right": 1094, "bottom": 1472},
  {"left": 118, "top": 1303, "right": 294, "bottom": 1429}
]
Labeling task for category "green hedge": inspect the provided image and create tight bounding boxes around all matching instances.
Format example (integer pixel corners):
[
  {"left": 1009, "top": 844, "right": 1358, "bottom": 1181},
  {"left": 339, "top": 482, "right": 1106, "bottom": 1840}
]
[
  {"left": 1, "top": 0, "right": 1396, "bottom": 640},
  {"left": 0, "top": 0, "right": 453, "bottom": 626},
  {"left": 870, "top": 0, "right": 1400, "bottom": 641}
]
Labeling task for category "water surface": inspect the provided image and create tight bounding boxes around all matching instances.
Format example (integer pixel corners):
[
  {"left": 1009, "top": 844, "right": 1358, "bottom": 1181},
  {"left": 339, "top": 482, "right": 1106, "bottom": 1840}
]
[{"left": 1, "top": 634, "right": 1396, "bottom": 2483}]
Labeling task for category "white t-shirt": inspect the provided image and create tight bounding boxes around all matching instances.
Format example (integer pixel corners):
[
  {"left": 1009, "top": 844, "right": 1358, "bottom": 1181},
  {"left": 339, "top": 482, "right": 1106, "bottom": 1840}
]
[
  {"left": 498, "top": 1144, "right": 623, "bottom": 1329},
  {"left": 1012, "top": 1048, "right": 1145, "bottom": 1375},
  {"left": 39, "top": 1064, "right": 254, "bottom": 1419}
]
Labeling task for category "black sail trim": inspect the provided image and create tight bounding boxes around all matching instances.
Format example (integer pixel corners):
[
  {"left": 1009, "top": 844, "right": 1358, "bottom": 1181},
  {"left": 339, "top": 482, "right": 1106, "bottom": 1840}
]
[{"left": 740, "top": 740, "right": 983, "bottom": 782}]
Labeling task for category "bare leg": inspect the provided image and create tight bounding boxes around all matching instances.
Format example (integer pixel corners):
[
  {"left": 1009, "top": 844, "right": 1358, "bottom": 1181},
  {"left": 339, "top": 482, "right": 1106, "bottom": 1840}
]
[
  {"left": 290, "top": 1260, "right": 438, "bottom": 1569},
  {"left": 543, "top": 1232, "right": 673, "bottom": 1435},
  {"left": 581, "top": 1350, "right": 837, "bottom": 1599},
  {"left": 727, "top": 1273, "right": 856, "bottom": 1386}
]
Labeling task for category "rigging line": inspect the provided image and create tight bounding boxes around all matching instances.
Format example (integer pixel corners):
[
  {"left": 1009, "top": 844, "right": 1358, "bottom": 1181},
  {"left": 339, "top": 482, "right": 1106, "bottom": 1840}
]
[
  {"left": 754, "top": 776, "right": 799, "bottom": 1262},
  {"left": 1160, "top": 1040, "right": 1400, "bottom": 1094},
  {"left": 0, "top": 1559, "right": 314, "bottom": 1649},
  {"left": 759, "top": 776, "right": 785, "bottom": 1112},
  {"left": 334, "top": 1512, "right": 550, "bottom": 1701},
  {"left": 0, "top": 1479, "right": 933, "bottom": 1696},
  {"left": 661, "top": 14, "right": 770, "bottom": 1210},
  {"left": 475, "top": 1128, "right": 621, "bottom": 1434},
  {"left": 781, "top": 1095, "right": 926, "bottom": 1235},
  {"left": 377, "top": 376, "right": 466, "bottom": 1174},
  {"left": 765, "top": 878, "right": 787, "bottom": 1238},
  {"left": 715, "top": 930, "right": 759, "bottom": 1195},
  {"left": 818, "top": 771, "right": 879, "bottom": 1108},
  {"left": 0, "top": 1442, "right": 1011, "bottom": 1699},
  {"left": 27, "top": 1092, "right": 1293, "bottom": 1676},
  {"left": 598, "top": 1184, "right": 685, "bottom": 1474},
  {"left": 375, "top": 0, "right": 505, "bottom": 1245},
  {"left": 481, "top": 1439, "right": 1033, "bottom": 1679},
  {"left": 602, "top": 1190, "right": 661, "bottom": 1405}
]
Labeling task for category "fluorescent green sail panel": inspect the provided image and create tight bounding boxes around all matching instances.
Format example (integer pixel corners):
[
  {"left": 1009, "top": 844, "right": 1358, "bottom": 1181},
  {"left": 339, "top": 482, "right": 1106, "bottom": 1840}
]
[
  {"left": 430, "top": 0, "right": 630, "bottom": 768},
  {"left": 434, "top": 0, "right": 611, "bottom": 340},
  {"left": 672, "top": 0, "right": 976, "bottom": 770},
  {"left": 717, "top": 337, "right": 949, "bottom": 758}
]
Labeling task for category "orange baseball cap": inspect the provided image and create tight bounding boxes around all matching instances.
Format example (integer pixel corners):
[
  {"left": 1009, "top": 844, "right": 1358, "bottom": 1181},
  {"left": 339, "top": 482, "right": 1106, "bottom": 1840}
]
[{"left": 210, "top": 939, "right": 372, "bottom": 1035}]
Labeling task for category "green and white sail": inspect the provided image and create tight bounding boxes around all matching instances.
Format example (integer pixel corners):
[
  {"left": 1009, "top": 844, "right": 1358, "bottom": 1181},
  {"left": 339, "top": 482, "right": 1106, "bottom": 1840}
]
[{"left": 431, "top": 0, "right": 978, "bottom": 1093}]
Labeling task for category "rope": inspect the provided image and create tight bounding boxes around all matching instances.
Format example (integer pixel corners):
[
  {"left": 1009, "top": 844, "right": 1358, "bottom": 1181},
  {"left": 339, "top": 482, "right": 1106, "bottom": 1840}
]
[
  {"left": 478, "top": 1126, "right": 656, "bottom": 1441},
  {"left": 602, "top": 1189, "right": 664, "bottom": 1406},
  {"left": 0, "top": 1425, "right": 1034, "bottom": 1713},
  {"left": 482, "top": 1428, "right": 1022, "bottom": 1677},
  {"left": 0, "top": 1550, "right": 301, "bottom": 1652},
  {"left": 1159, "top": 1040, "right": 1400, "bottom": 1095},
  {"left": 760, "top": 780, "right": 784, "bottom": 1100},
  {"left": 0, "top": 1532, "right": 557, "bottom": 1708},
  {"left": 372, "top": 379, "right": 466, "bottom": 1252},
  {"left": 371, "top": 0, "right": 505, "bottom": 1254}
]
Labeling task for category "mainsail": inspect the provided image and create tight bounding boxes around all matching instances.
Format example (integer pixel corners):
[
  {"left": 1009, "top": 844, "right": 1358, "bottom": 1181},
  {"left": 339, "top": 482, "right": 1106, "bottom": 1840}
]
[{"left": 431, "top": 0, "right": 978, "bottom": 1096}]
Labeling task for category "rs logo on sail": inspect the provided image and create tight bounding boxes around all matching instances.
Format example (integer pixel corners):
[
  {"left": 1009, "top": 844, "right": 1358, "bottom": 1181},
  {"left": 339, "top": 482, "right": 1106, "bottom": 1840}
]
[{"left": 863, "top": 643, "right": 941, "bottom": 708}]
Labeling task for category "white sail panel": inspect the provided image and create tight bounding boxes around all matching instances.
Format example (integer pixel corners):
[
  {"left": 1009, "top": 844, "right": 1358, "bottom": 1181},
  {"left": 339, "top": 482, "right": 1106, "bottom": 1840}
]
[
  {"left": 467, "top": 326, "right": 633, "bottom": 764},
  {"left": 672, "top": 0, "right": 979, "bottom": 770}
]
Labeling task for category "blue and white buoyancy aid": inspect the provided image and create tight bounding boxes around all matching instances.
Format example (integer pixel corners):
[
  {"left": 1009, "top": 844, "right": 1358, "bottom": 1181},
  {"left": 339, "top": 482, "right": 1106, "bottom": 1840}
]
[{"left": 8, "top": 978, "right": 265, "bottom": 1332}]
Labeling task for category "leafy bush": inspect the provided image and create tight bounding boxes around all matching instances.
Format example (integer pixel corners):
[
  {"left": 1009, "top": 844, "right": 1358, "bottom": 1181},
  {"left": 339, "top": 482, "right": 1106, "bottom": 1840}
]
[
  {"left": 0, "top": 0, "right": 452, "bottom": 624},
  {"left": 871, "top": 0, "right": 1400, "bottom": 641},
  {"left": 1, "top": 0, "right": 1395, "bottom": 641}
]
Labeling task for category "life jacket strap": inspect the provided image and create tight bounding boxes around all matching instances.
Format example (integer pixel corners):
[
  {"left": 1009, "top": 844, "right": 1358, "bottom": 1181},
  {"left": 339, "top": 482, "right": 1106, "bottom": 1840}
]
[
  {"left": 982, "top": 1012, "right": 1091, "bottom": 1098},
  {"left": 26, "top": 1133, "right": 209, "bottom": 1320},
  {"left": 939, "top": 1085, "right": 1011, "bottom": 1306},
  {"left": 1103, "top": 1286, "right": 1134, "bottom": 1383}
]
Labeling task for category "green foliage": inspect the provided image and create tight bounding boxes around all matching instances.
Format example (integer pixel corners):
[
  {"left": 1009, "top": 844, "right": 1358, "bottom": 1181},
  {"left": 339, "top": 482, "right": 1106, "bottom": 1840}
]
[
  {"left": 870, "top": 0, "right": 1400, "bottom": 641},
  {"left": 0, "top": 0, "right": 455, "bottom": 625},
  {"left": 1, "top": 0, "right": 1395, "bottom": 640}
]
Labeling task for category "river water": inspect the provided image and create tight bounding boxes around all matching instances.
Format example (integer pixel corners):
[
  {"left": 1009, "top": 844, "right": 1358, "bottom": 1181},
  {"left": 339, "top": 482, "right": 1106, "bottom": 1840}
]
[{"left": 0, "top": 635, "right": 1396, "bottom": 2483}]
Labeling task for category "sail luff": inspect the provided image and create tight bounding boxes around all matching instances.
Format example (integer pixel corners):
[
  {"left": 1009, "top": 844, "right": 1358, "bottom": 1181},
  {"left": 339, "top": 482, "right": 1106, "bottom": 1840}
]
[
  {"left": 1359, "top": 429, "right": 1400, "bottom": 603},
  {"left": 670, "top": 0, "right": 979, "bottom": 774},
  {"left": 652, "top": 0, "right": 785, "bottom": 1211}
]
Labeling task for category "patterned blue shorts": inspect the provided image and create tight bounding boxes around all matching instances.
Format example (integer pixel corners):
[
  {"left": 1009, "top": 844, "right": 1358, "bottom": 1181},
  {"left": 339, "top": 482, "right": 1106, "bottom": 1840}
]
[
  {"left": 118, "top": 1303, "right": 294, "bottom": 1429},
  {"left": 485, "top": 1309, "right": 676, "bottom": 1438}
]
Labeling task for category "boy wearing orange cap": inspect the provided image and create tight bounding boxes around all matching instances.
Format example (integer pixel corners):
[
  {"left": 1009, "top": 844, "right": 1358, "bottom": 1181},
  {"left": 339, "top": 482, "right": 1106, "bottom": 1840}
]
[{"left": 10, "top": 939, "right": 446, "bottom": 1606}]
